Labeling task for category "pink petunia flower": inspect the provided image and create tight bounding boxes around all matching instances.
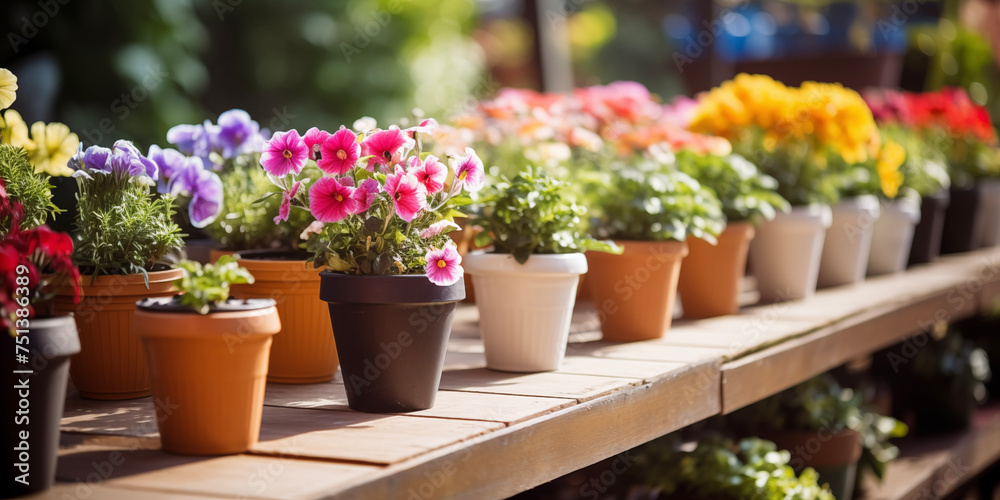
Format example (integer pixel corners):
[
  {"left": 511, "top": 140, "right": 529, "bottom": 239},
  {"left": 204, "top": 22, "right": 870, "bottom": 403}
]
[
  {"left": 453, "top": 147, "right": 485, "bottom": 193},
  {"left": 410, "top": 154, "right": 447, "bottom": 194},
  {"left": 273, "top": 181, "right": 302, "bottom": 225},
  {"left": 406, "top": 118, "right": 439, "bottom": 137},
  {"left": 319, "top": 127, "right": 360, "bottom": 175},
  {"left": 309, "top": 177, "right": 358, "bottom": 223},
  {"left": 260, "top": 130, "right": 309, "bottom": 176},
  {"left": 352, "top": 178, "right": 381, "bottom": 214},
  {"left": 420, "top": 219, "right": 460, "bottom": 238},
  {"left": 361, "top": 126, "right": 414, "bottom": 171},
  {"left": 303, "top": 127, "right": 331, "bottom": 160},
  {"left": 425, "top": 242, "right": 463, "bottom": 286},
  {"left": 384, "top": 168, "right": 427, "bottom": 222}
]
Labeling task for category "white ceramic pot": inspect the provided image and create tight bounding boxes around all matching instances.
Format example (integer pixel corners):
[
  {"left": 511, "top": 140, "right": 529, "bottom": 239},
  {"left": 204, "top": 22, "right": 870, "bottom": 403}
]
[
  {"left": 749, "top": 205, "right": 833, "bottom": 303},
  {"left": 976, "top": 179, "right": 1000, "bottom": 248},
  {"left": 464, "top": 252, "right": 587, "bottom": 372},
  {"left": 818, "top": 196, "right": 881, "bottom": 288},
  {"left": 867, "top": 196, "right": 921, "bottom": 276}
]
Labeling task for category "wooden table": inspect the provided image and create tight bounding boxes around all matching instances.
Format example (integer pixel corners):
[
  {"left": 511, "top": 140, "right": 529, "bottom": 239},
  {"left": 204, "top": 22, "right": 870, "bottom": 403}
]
[{"left": 28, "top": 247, "right": 1000, "bottom": 500}]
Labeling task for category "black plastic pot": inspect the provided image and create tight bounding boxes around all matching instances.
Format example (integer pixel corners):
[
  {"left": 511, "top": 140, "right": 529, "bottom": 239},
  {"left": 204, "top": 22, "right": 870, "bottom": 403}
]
[
  {"left": 1, "top": 315, "right": 80, "bottom": 497},
  {"left": 940, "top": 187, "right": 982, "bottom": 255},
  {"left": 908, "top": 190, "right": 950, "bottom": 266},
  {"left": 319, "top": 273, "right": 464, "bottom": 413}
]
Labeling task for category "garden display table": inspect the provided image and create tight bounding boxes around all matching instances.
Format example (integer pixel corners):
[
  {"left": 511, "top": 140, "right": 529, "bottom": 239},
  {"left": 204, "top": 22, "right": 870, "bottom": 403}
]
[{"left": 28, "top": 248, "right": 1000, "bottom": 500}]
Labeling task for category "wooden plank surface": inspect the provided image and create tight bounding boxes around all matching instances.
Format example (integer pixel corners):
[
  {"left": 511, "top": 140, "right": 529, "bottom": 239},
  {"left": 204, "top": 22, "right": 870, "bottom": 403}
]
[{"left": 858, "top": 404, "right": 1000, "bottom": 500}]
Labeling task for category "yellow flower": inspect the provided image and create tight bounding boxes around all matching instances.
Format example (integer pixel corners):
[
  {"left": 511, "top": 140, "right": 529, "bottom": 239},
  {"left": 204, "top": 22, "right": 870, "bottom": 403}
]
[
  {"left": 1, "top": 109, "right": 33, "bottom": 150},
  {"left": 0, "top": 68, "right": 16, "bottom": 109},
  {"left": 28, "top": 121, "right": 78, "bottom": 177},
  {"left": 876, "top": 140, "right": 905, "bottom": 198}
]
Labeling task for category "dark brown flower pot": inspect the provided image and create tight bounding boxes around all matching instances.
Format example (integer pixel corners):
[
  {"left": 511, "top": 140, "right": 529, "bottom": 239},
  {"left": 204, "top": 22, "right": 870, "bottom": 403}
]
[
  {"left": 677, "top": 222, "right": 755, "bottom": 319},
  {"left": 908, "top": 190, "right": 950, "bottom": 266},
  {"left": 940, "top": 187, "right": 982, "bottom": 255},
  {"left": 765, "top": 428, "right": 862, "bottom": 500},
  {"left": 319, "top": 273, "right": 464, "bottom": 413},
  {"left": 2, "top": 315, "right": 80, "bottom": 497}
]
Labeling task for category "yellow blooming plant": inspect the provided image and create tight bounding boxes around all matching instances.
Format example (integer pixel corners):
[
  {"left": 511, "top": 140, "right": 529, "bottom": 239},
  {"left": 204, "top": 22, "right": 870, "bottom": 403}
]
[
  {"left": 689, "top": 74, "right": 881, "bottom": 206},
  {"left": 0, "top": 67, "right": 79, "bottom": 177}
]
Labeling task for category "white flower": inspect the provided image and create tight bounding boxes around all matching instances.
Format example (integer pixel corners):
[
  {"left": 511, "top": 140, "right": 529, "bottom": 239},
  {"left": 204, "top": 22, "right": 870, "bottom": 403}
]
[{"left": 353, "top": 116, "right": 377, "bottom": 133}]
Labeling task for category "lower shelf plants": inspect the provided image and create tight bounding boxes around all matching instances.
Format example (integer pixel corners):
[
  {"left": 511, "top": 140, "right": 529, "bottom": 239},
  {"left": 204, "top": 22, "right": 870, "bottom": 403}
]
[
  {"left": 629, "top": 436, "right": 835, "bottom": 500},
  {"left": 132, "top": 256, "right": 280, "bottom": 455},
  {"left": 464, "top": 167, "right": 617, "bottom": 372}
]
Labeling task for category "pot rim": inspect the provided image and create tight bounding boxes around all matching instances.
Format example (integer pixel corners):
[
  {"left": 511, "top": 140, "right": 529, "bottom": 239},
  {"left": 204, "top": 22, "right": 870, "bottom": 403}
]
[
  {"left": 768, "top": 204, "right": 833, "bottom": 229},
  {"left": 883, "top": 197, "right": 922, "bottom": 223},
  {"left": 14, "top": 314, "right": 81, "bottom": 357},
  {"left": 133, "top": 306, "right": 281, "bottom": 339},
  {"left": 464, "top": 252, "right": 587, "bottom": 276},
  {"left": 319, "top": 272, "right": 465, "bottom": 304},
  {"left": 232, "top": 248, "right": 312, "bottom": 261},
  {"left": 57, "top": 268, "right": 183, "bottom": 297},
  {"left": 833, "top": 194, "right": 881, "bottom": 217},
  {"left": 136, "top": 296, "right": 277, "bottom": 313}
]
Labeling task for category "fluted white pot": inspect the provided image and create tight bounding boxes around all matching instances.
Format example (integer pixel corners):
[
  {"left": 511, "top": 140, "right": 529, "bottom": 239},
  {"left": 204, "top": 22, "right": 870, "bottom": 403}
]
[
  {"left": 818, "top": 196, "right": 881, "bottom": 288},
  {"left": 464, "top": 252, "right": 587, "bottom": 372},
  {"left": 977, "top": 179, "right": 1000, "bottom": 248},
  {"left": 867, "top": 196, "right": 921, "bottom": 276},
  {"left": 749, "top": 205, "right": 833, "bottom": 303}
]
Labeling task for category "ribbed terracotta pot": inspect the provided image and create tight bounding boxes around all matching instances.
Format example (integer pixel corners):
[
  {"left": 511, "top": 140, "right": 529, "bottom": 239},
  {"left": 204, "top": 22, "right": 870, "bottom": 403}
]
[
  {"left": 766, "top": 428, "right": 862, "bottom": 500},
  {"left": 908, "top": 190, "right": 950, "bottom": 266},
  {"left": 585, "top": 240, "right": 688, "bottom": 342},
  {"left": 133, "top": 298, "right": 280, "bottom": 455},
  {"left": 677, "top": 222, "right": 755, "bottom": 319},
  {"left": 749, "top": 205, "right": 832, "bottom": 303},
  {"left": 818, "top": 195, "right": 881, "bottom": 288},
  {"left": 221, "top": 249, "right": 338, "bottom": 384},
  {"left": 464, "top": 253, "right": 587, "bottom": 372},
  {"left": 867, "top": 196, "right": 921, "bottom": 276},
  {"left": 54, "top": 269, "right": 182, "bottom": 400}
]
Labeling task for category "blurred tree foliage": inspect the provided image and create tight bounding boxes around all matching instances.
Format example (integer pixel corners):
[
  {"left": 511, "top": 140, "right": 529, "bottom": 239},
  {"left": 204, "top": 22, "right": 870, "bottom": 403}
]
[{"left": 1, "top": 0, "right": 485, "bottom": 148}]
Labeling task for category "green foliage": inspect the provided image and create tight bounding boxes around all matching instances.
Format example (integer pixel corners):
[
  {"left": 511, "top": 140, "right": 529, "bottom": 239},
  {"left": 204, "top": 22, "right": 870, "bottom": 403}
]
[
  {"left": 882, "top": 125, "right": 951, "bottom": 197},
  {"left": 856, "top": 408, "right": 909, "bottom": 481},
  {"left": 0, "top": 144, "right": 59, "bottom": 234},
  {"left": 631, "top": 436, "right": 834, "bottom": 500},
  {"left": 472, "top": 167, "right": 619, "bottom": 264},
  {"left": 73, "top": 173, "right": 184, "bottom": 280},
  {"left": 673, "top": 150, "right": 790, "bottom": 224},
  {"left": 304, "top": 169, "right": 462, "bottom": 275},
  {"left": 203, "top": 161, "right": 317, "bottom": 251},
  {"left": 582, "top": 157, "right": 725, "bottom": 243},
  {"left": 733, "top": 374, "right": 862, "bottom": 433},
  {"left": 734, "top": 134, "right": 844, "bottom": 207},
  {"left": 173, "top": 255, "right": 254, "bottom": 314}
]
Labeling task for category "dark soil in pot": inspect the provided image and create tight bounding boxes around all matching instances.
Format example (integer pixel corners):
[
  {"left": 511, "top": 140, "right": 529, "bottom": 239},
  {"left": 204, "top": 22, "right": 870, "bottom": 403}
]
[{"left": 319, "top": 273, "right": 464, "bottom": 413}]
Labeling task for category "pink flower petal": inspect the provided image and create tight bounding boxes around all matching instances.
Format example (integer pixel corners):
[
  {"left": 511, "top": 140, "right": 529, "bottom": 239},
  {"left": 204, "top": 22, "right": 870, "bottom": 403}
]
[
  {"left": 260, "top": 130, "right": 308, "bottom": 176},
  {"left": 309, "top": 177, "right": 358, "bottom": 223},
  {"left": 318, "top": 126, "right": 360, "bottom": 175},
  {"left": 425, "top": 243, "right": 463, "bottom": 286},
  {"left": 385, "top": 169, "right": 427, "bottom": 222}
]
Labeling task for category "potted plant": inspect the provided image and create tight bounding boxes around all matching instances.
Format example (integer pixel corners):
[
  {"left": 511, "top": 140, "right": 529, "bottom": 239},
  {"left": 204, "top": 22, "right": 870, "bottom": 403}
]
[
  {"left": 582, "top": 156, "right": 724, "bottom": 341},
  {"left": 0, "top": 174, "right": 81, "bottom": 496},
  {"left": 55, "top": 141, "right": 184, "bottom": 400},
  {"left": 155, "top": 111, "right": 337, "bottom": 385},
  {"left": 629, "top": 436, "right": 835, "bottom": 500},
  {"left": 671, "top": 150, "right": 790, "bottom": 318},
  {"left": 133, "top": 256, "right": 279, "bottom": 455},
  {"left": 465, "top": 167, "right": 617, "bottom": 372},
  {"left": 264, "top": 119, "right": 474, "bottom": 413},
  {"left": 730, "top": 374, "right": 905, "bottom": 500},
  {"left": 689, "top": 75, "right": 879, "bottom": 301}
]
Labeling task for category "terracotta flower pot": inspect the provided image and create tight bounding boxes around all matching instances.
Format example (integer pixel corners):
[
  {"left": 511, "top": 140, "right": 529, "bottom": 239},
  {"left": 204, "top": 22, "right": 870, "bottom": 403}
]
[
  {"left": 976, "top": 179, "right": 1000, "bottom": 248},
  {"left": 54, "top": 269, "right": 182, "bottom": 400},
  {"left": 766, "top": 428, "right": 863, "bottom": 500},
  {"left": 319, "top": 273, "right": 464, "bottom": 413},
  {"left": 677, "top": 222, "right": 755, "bottom": 319},
  {"left": 908, "top": 190, "right": 950, "bottom": 266},
  {"left": 818, "top": 195, "right": 881, "bottom": 288},
  {"left": 1, "top": 316, "right": 80, "bottom": 496},
  {"left": 133, "top": 298, "right": 280, "bottom": 455},
  {"left": 585, "top": 240, "right": 688, "bottom": 342},
  {"left": 867, "top": 197, "right": 921, "bottom": 276},
  {"left": 941, "top": 186, "right": 982, "bottom": 255},
  {"left": 226, "top": 250, "right": 338, "bottom": 384},
  {"left": 464, "top": 253, "right": 587, "bottom": 372},
  {"left": 749, "top": 205, "right": 832, "bottom": 303}
]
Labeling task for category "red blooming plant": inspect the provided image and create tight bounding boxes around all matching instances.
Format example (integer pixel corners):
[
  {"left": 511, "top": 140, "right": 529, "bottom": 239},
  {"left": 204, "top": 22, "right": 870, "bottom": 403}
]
[
  {"left": 864, "top": 87, "right": 1000, "bottom": 186},
  {"left": 260, "top": 119, "right": 481, "bottom": 286},
  {"left": 1, "top": 179, "right": 81, "bottom": 335}
]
